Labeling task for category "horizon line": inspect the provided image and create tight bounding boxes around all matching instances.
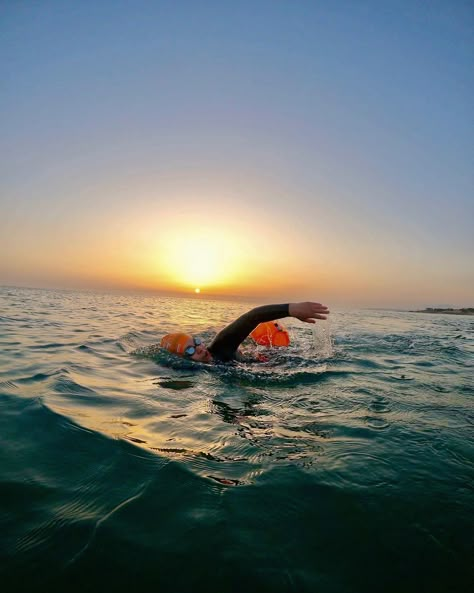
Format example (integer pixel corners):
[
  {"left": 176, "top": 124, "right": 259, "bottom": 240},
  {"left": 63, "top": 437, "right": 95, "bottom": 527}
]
[{"left": 2, "top": 282, "right": 470, "bottom": 311}]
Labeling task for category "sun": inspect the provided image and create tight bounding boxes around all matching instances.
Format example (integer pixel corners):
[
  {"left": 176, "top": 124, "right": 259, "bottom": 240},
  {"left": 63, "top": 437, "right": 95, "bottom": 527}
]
[{"left": 160, "top": 230, "right": 241, "bottom": 291}]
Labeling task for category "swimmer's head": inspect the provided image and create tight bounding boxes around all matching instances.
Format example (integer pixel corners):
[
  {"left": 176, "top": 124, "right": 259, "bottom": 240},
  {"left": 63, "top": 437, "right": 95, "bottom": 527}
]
[
  {"left": 160, "top": 333, "right": 212, "bottom": 363},
  {"left": 160, "top": 333, "right": 192, "bottom": 356}
]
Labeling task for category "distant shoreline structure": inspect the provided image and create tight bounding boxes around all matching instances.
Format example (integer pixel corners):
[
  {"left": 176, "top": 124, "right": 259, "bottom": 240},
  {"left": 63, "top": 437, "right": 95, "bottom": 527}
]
[{"left": 411, "top": 307, "right": 474, "bottom": 316}]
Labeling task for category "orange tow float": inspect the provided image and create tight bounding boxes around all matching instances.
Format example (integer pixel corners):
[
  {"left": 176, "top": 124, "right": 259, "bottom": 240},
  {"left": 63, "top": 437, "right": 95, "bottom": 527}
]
[{"left": 250, "top": 321, "right": 290, "bottom": 347}]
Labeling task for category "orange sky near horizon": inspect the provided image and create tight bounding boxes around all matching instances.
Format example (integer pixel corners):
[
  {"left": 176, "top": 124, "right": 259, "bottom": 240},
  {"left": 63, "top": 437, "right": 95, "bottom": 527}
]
[{"left": 1, "top": 188, "right": 472, "bottom": 308}]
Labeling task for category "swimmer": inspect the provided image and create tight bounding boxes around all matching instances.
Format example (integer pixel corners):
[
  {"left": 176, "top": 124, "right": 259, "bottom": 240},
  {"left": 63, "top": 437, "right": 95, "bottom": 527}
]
[{"left": 160, "top": 301, "right": 330, "bottom": 363}]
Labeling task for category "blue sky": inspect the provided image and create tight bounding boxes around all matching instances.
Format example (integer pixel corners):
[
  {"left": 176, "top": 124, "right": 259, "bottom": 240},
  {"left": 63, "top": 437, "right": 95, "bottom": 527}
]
[{"left": 1, "top": 1, "right": 473, "bottom": 306}]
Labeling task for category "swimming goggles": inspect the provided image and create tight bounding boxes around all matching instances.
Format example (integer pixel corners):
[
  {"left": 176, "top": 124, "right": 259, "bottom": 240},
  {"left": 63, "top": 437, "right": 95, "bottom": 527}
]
[{"left": 184, "top": 338, "right": 203, "bottom": 357}]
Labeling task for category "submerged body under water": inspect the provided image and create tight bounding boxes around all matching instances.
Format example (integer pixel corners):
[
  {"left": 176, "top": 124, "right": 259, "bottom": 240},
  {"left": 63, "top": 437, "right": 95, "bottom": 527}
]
[{"left": 0, "top": 286, "right": 472, "bottom": 592}]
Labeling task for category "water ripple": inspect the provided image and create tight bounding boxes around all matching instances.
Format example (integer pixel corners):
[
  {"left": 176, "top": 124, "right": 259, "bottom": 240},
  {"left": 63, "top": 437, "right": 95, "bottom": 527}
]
[{"left": 1, "top": 288, "right": 472, "bottom": 592}]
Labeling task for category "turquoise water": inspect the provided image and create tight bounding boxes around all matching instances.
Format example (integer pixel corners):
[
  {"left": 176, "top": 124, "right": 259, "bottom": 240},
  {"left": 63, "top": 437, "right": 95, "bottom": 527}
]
[{"left": 0, "top": 286, "right": 472, "bottom": 592}]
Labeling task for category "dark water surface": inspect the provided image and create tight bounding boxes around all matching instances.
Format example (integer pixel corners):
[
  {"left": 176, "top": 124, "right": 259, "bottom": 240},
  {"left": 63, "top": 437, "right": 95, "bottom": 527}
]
[{"left": 0, "top": 286, "right": 472, "bottom": 592}]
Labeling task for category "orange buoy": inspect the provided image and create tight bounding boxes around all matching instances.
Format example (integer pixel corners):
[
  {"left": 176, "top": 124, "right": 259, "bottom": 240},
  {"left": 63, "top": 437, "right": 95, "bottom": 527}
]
[{"left": 250, "top": 321, "right": 290, "bottom": 347}]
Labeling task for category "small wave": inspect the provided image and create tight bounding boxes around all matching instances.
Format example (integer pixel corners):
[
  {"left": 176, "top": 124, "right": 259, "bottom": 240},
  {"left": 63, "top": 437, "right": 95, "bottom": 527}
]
[
  {"left": 368, "top": 399, "right": 392, "bottom": 414},
  {"left": 15, "top": 369, "right": 66, "bottom": 384},
  {"left": 53, "top": 376, "right": 98, "bottom": 396},
  {"left": 29, "top": 342, "right": 67, "bottom": 350},
  {"left": 326, "top": 446, "right": 398, "bottom": 489},
  {"left": 218, "top": 366, "right": 349, "bottom": 388},
  {"left": 0, "top": 379, "right": 19, "bottom": 391},
  {"left": 117, "top": 332, "right": 145, "bottom": 353},
  {"left": 208, "top": 475, "right": 242, "bottom": 486},
  {"left": 364, "top": 416, "right": 390, "bottom": 430},
  {"left": 155, "top": 379, "right": 195, "bottom": 390}
]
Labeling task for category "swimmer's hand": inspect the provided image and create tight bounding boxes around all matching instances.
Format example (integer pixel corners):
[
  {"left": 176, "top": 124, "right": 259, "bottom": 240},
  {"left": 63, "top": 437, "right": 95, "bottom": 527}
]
[{"left": 289, "top": 302, "right": 329, "bottom": 323}]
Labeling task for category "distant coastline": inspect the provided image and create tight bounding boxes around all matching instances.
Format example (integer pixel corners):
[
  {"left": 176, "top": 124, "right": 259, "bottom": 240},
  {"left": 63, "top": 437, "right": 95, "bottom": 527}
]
[{"left": 411, "top": 307, "right": 474, "bottom": 316}]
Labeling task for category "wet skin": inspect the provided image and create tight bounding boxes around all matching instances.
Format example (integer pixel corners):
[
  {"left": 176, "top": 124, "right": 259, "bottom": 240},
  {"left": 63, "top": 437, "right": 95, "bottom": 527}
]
[{"left": 182, "top": 337, "right": 213, "bottom": 363}]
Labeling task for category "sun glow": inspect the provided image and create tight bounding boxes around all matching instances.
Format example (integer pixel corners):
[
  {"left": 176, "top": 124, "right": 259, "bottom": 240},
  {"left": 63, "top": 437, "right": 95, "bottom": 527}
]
[
  {"left": 159, "top": 229, "right": 243, "bottom": 292},
  {"left": 148, "top": 203, "right": 306, "bottom": 297}
]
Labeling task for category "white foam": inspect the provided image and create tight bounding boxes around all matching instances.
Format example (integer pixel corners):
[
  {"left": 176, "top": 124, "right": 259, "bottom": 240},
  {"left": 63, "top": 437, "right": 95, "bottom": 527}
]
[{"left": 312, "top": 319, "right": 334, "bottom": 358}]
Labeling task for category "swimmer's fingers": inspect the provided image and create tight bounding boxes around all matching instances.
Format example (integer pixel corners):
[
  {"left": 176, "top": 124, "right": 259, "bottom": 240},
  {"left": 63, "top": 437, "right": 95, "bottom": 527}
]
[
  {"left": 301, "top": 314, "right": 328, "bottom": 323},
  {"left": 309, "top": 304, "right": 330, "bottom": 316},
  {"left": 289, "top": 302, "right": 330, "bottom": 321}
]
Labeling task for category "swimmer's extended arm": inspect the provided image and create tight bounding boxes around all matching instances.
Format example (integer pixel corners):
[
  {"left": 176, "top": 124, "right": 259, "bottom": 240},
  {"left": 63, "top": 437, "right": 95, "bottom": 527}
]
[
  {"left": 208, "top": 301, "right": 329, "bottom": 361},
  {"left": 208, "top": 304, "right": 289, "bottom": 361}
]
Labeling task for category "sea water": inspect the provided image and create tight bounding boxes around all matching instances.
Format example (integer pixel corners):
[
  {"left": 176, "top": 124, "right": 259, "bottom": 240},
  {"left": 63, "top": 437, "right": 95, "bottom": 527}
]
[{"left": 0, "top": 286, "right": 472, "bottom": 592}]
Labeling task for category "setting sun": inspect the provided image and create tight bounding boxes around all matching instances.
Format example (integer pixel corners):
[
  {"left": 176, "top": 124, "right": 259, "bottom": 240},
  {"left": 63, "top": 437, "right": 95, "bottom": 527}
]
[{"left": 158, "top": 227, "right": 243, "bottom": 292}]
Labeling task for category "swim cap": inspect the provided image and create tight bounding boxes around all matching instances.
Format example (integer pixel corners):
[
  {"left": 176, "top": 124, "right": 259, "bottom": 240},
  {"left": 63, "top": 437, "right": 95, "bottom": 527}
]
[{"left": 160, "top": 333, "right": 193, "bottom": 356}]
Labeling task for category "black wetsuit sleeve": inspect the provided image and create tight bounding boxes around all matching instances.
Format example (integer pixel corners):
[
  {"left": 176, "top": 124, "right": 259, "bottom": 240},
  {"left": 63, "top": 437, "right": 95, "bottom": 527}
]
[{"left": 208, "top": 304, "right": 290, "bottom": 362}]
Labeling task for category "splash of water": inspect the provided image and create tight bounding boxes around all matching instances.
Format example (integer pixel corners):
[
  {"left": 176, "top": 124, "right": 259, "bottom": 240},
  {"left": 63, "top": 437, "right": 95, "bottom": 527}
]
[{"left": 312, "top": 319, "right": 334, "bottom": 358}]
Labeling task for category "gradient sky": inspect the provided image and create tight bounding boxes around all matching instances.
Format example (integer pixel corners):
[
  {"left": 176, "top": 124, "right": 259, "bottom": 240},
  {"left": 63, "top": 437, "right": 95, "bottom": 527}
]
[{"left": 1, "top": 1, "right": 473, "bottom": 307}]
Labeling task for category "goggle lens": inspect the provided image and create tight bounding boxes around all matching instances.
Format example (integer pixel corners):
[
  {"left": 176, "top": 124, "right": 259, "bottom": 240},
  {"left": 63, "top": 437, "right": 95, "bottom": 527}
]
[{"left": 184, "top": 338, "right": 203, "bottom": 358}]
